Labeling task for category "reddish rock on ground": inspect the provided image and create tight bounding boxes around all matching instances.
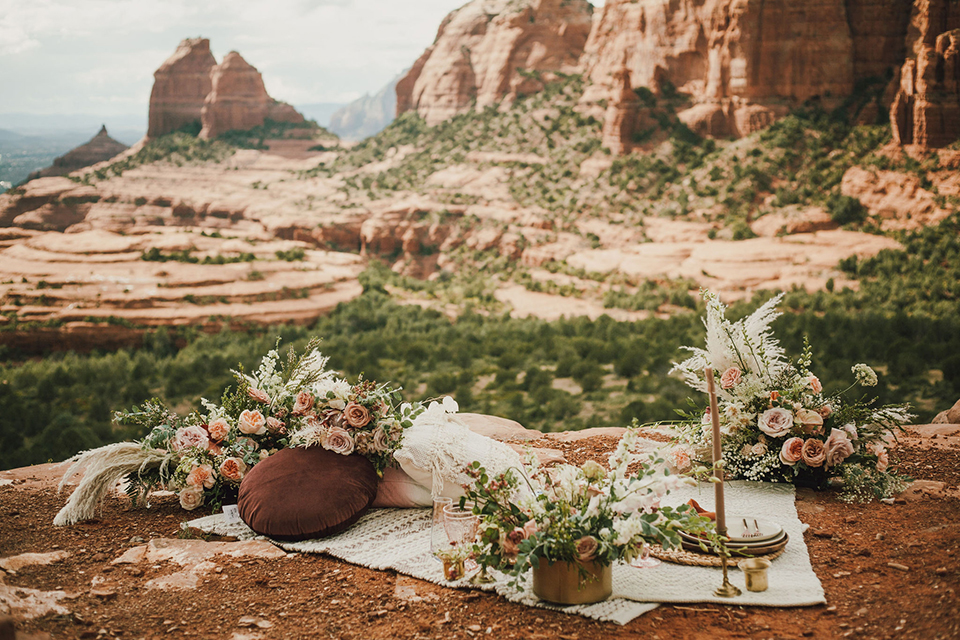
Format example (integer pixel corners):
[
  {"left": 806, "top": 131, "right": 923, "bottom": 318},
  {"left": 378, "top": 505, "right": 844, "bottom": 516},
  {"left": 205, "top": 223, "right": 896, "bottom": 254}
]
[{"left": 396, "top": 0, "right": 594, "bottom": 126}]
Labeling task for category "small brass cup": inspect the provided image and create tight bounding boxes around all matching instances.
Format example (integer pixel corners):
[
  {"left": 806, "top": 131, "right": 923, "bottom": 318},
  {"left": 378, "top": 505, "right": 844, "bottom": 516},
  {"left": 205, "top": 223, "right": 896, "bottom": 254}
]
[{"left": 738, "top": 558, "right": 771, "bottom": 592}]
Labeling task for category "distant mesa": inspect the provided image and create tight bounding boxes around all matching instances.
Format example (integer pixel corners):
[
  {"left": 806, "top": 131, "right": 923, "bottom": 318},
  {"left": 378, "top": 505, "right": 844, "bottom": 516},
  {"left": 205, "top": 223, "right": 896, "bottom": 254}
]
[
  {"left": 328, "top": 72, "right": 402, "bottom": 140},
  {"left": 27, "top": 125, "right": 129, "bottom": 181},
  {"left": 148, "top": 38, "right": 304, "bottom": 139}
]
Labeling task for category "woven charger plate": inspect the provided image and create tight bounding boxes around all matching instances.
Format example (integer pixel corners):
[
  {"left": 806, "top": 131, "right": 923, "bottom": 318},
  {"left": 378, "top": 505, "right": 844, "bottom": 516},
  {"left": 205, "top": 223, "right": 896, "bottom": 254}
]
[{"left": 649, "top": 544, "right": 786, "bottom": 567}]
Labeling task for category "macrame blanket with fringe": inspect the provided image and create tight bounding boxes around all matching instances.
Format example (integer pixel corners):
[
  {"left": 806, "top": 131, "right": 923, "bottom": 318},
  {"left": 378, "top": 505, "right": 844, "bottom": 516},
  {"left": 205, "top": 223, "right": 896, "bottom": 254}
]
[{"left": 187, "top": 481, "right": 825, "bottom": 626}]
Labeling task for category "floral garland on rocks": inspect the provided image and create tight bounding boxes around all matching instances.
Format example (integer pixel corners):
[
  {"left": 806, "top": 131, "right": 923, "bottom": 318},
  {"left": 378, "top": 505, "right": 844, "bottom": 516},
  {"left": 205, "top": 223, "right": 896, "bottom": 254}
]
[
  {"left": 670, "top": 292, "right": 912, "bottom": 502},
  {"left": 113, "top": 339, "right": 421, "bottom": 514}
]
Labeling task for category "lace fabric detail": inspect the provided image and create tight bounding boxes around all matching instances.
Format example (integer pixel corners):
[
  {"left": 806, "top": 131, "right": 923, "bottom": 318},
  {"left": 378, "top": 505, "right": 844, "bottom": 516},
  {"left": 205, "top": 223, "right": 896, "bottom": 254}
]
[{"left": 394, "top": 401, "right": 525, "bottom": 497}]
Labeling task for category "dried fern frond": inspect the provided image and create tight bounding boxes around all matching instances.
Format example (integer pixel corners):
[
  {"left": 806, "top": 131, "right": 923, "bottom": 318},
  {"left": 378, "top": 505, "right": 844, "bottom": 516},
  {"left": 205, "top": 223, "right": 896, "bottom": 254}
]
[{"left": 54, "top": 443, "right": 176, "bottom": 526}]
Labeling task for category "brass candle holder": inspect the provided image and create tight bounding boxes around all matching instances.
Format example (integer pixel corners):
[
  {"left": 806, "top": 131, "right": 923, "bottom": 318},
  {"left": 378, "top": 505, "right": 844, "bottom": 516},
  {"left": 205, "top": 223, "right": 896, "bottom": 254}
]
[{"left": 705, "top": 367, "right": 742, "bottom": 598}]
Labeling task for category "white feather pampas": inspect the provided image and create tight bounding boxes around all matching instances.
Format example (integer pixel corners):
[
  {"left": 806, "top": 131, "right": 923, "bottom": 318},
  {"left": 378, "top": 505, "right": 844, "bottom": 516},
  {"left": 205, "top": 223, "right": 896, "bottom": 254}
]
[{"left": 53, "top": 442, "right": 176, "bottom": 526}]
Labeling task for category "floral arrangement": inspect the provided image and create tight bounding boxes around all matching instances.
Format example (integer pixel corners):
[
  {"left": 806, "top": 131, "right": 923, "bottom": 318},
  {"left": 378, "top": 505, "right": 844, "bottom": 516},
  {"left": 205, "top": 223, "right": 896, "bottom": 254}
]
[
  {"left": 670, "top": 292, "right": 912, "bottom": 502},
  {"left": 55, "top": 339, "right": 420, "bottom": 525},
  {"left": 461, "top": 428, "right": 716, "bottom": 587}
]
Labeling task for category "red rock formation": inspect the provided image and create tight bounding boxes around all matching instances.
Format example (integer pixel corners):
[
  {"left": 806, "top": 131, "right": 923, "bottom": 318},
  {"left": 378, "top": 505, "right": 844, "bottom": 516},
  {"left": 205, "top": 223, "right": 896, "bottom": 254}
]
[
  {"left": 891, "top": 0, "right": 960, "bottom": 147},
  {"left": 199, "top": 52, "right": 304, "bottom": 139},
  {"left": 147, "top": 38, "right": 217, "bottom": 138},
  {"left": 28, "top": 126, "right": 128, "bottom": 181},
  {"left": 396, "top": 0, "right": 594, "bottom": 125},
  {"left": 601, "top": 62, "right": 639, "bottom": 155}
]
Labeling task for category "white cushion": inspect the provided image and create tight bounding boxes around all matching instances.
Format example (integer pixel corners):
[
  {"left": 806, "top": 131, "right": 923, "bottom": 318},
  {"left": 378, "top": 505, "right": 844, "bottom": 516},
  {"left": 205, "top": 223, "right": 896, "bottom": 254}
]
[{"left": 371, "top": 466, "right": 433, "bottom": 508}]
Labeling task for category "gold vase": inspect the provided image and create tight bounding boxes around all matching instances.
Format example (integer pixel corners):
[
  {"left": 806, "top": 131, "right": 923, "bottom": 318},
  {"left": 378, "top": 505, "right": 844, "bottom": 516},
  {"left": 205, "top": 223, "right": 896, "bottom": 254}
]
[{"left": 532, "top": 559, "right": 612, "bottom": 605}]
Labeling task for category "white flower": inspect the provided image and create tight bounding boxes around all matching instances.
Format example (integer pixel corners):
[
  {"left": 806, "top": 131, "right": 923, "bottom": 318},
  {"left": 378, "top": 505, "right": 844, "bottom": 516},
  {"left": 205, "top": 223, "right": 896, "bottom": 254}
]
[{"left": 852, "top": 364, "right": 878, "bottom": 387}]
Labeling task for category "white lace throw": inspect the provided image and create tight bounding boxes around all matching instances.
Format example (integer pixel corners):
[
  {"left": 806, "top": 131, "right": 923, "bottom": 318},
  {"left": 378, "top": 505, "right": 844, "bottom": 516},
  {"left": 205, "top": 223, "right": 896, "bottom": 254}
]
[
  {"left": 393, "top": 398, "right": 528, "bottom": 499},
  {"left": 188, "top": 481, "right": 825, "bottom": 625}
]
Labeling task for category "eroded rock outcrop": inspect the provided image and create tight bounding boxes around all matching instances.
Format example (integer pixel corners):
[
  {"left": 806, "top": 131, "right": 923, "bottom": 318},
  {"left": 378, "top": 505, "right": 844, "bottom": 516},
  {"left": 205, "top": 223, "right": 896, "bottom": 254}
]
[
  {"left": 27, "top": 126, "right": 129, "bottom": 181},
  {"left": 148, "top": 39, "right": 304, "bottom": 140},
  {"left": 199, "top": 51, "right": 304, "bottom": 139},
  {"left": 890, "top": 0, "right": 960, "bottom": 148},
  {"left": 581, "top": 0, "right": 913, "bottom": 143},
  {"left": 148, "top": 38, "right": 217, "bottom": 138},
  {"left": 396, "top": 0, "right": 594, "bottom": 126}
]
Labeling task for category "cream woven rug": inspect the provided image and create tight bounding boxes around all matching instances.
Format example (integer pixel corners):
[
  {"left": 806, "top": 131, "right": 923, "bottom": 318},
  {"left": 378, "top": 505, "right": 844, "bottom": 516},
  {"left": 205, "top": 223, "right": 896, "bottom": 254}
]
[{"left": 187, "top": 481, "right": 825, "bottom": 625}]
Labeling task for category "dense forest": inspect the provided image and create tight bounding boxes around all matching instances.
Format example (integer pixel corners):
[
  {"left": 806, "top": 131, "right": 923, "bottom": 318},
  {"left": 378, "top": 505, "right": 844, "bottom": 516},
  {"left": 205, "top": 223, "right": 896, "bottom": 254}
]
[{"left": 1, "top": 212, "right": 958, "bottom": 470}]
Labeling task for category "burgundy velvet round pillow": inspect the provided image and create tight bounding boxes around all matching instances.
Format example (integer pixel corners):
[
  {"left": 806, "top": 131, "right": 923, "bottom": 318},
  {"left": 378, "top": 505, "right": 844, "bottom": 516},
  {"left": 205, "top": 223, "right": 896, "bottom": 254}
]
[{"left": 238, "top": 447, "right": 378, "bottom": 542}]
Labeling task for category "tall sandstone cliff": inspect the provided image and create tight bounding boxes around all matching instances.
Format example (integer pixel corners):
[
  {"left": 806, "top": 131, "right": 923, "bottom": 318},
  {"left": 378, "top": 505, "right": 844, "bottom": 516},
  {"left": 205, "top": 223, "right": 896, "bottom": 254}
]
[
  {"left": 199, "top": 52, "right": 304, "bottom": 139},
  {"left": 148, "top": 39, "right": 303, "bottom": 139},
  {"left": 147, "top": 38, "right": 217, "bottom": 138},
  {"left": 890, "top": 0, "right": 960, "bottom": 147},
  {"left": 581, "top": 0, "right": 913, "bottom": 146},
  {"left": 396, "top": 0, "right": 594, "bottom": 126}
]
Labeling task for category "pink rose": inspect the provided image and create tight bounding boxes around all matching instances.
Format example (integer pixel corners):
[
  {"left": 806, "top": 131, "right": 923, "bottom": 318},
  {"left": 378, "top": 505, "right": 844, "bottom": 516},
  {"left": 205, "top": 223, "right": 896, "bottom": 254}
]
[
  {"left": 842, "top": 423, "right": 859, "bottom": 443},
  {"left": 266, "top": 416, "right": 286, "bottom": 434},
  {"left": 819, "top": 404, "right": 833, "bottom": 418},
  {"left": 370, "top": 426, "right": 390, "bottom": 453},
  {"left": 219, "top": 457, "right": 248, "bottom": 482},
  {"left": 751, "top": 442, "right": 768, "bottom": 457},
  {"left": 247, "top": 387, "right": 271, "bottom": 404},
  {"left": 292, "top": 391, "right": 315, "bottom": 416},
  {"left": 178, "top": 486, "right": 204, "bottom": 511},
  {"left": 576, "top": 536, "right": 598, "bottom": 562},
  {"left": 322, "top": 426, "right": 355, "bottom": 455},
  {"left": 186, "top": 464, "right": 216, "bottom": 489},
  {"left": 207, "top": 418, "right": 230, "bottom": 442},
  {"left": 758, "top": 408, "right": 794, "bottom": 437},
  {"left": 871, "top": 444, "right": 889, "bottom": 472},
  {"left": 824, "top": 428, "right": 855, "bottom": 468},
  {"left": 808, "top": 375, "right": 822, "bottom": 394},
  {"left": 172, "top": 426, "right": 210, "bottom": 453},
  {"left": 502, "top": 531, "right": 522, "bottom": 559},
  {"left": 238, "top": 409, "right": 267, "bottom": 435},
  {"left": 720, "top": 367, "right": 742, "bottom": 390},
  {"left": 801, "top": 439, "right": 826, "bottom": 468},
  {"left": 522, "top": 520, "right": 538, "bottom": 538},
  {"left": 795, "top": 409, "right": 824, "bottom": 435},
  {"left": 343, "top": 402, "right": 371, "bottom": 429},
  {"left": 779, "top": 437, "right": 804, "bottom": 465}
]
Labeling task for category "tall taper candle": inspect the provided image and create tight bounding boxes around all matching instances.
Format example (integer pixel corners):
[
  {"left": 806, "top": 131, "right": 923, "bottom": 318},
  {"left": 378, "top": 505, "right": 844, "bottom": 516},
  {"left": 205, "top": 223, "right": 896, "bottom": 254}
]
[{"left": 704, "top": 367, "right": 726, "bottom": 537}]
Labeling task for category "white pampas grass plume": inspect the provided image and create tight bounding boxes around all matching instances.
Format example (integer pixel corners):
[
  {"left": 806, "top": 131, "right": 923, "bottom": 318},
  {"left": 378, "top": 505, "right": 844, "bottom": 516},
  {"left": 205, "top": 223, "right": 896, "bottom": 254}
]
[{"left": 53, "top": 443, "right": 175, "bottom": 526}]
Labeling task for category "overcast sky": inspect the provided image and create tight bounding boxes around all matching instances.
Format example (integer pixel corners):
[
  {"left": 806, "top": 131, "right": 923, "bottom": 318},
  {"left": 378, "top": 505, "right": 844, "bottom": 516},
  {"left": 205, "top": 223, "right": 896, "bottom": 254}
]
[{"left": 0, "top": 0, "right": 604, "bottom": 120}]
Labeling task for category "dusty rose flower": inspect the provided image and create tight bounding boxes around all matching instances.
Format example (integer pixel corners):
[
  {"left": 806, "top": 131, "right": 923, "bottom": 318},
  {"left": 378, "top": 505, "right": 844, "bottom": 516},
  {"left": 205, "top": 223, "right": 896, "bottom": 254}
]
[
  {"left": 576, "top": 536, "right": 598, "bottom": 562},
  {"left": 370, "top": 426, "right": 390, "bottom": 453},
  {"left": 292, "top": 391, "right": 315, "bottom": 416},
  {"left": 178, "top": 486, "right": 204, "bottom": 511},
  {"left": 266, "top": 416, "right": 285, "bottom": 433},
  {"left": 247, "top": 387, "right": 271, "bottom": 404},
  {"left": 238, "top": 409, "right": 267, "bottom": 435},
  {"left": 870, "top": 444, "right": 889, "bottom": 472},
  {"left": 522, "top": 520, "right": 538, "bottom": 538},
  {"left": 186, "top": 464, "right": 216, "bottom": 489},
  {"left": 343, "top": 402, "right": 371, "bottom": 429},
  {"left": 770, "top": 391, "right": 780, "bottom": 402},
  {"left": 502, "top": 531, "right": 522, "bottom": 559},
  {"left": 670, "top": 447, "right": 692, "bottom": 473},
  {"left": 779, "top": 437, "right": 804, "bottom": 465},
  {"left": 322, "top": 426, "right": 355, "bottom": 455},
  {"left": 207, "top": 418, "right": 230, "bottom": 442},
  {"left": 808, "top": 375, "right": 822, "bottom": 394},
  {"left": 824, "top": 428, "right": 855, "bottom": 468},
  {"left": 741, "top": 444, "right": 755, "bottom": 458},
  {"left": 720, "top": 367, "right": 742, "bottom": 390},
  {"left": 819, "top": 404, "right": 833, "bottom": 418},
  {"left": 219, "top": 457, "right": 248, "bottom": 482},
  {"left": 172, "top": 426, "right": 210, "bottom": 453},
  {"left": 795, "top": 408, "right": 824, "bottom": 435},
  {"left": 758, "top": 408, "right": 794, "bottom": 437},
  {"left": 801, "top": 439, "right": 827, "bottom": 467},
  {"left": 751, "top": 442, "right": 769, "bottom": 457}
]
